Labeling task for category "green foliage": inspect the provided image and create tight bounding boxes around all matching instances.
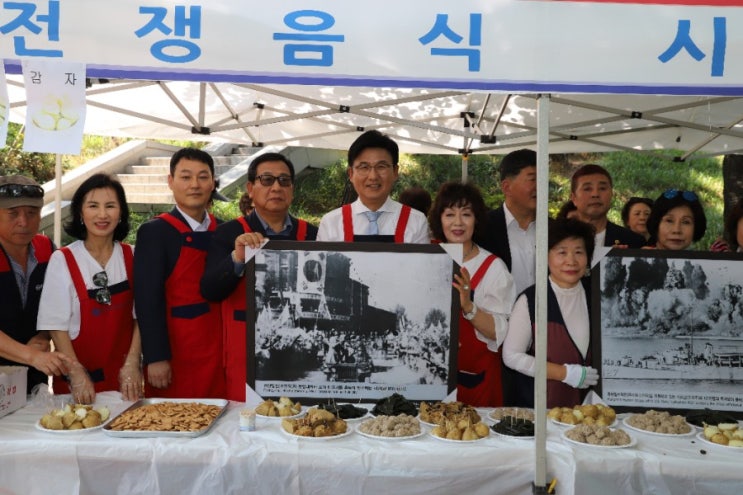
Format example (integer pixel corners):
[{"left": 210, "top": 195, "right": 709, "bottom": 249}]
[
  {"left": 0, "top": 123, "right": 57, "bottom": 181},
  {"left": 291, "top": 149, "right": 724, "bottom": 249}
]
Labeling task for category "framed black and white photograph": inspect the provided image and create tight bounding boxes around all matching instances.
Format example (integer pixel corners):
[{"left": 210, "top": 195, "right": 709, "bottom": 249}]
[
  {"left": 593, "top": 250, "right": 743, "bottom": 413},
  {"left": 246, "top": 241, "right": 459, "bottom": 404}
]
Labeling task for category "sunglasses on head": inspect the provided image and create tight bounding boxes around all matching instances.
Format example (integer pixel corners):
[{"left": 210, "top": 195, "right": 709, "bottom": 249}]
[
  {"left": 255, "top": 174, "right": 293, "bottom": 187},
  {"left": 662, "top": 189, "right": 698, "bottom": 202},
  {"left": 92, "top": 271, "right": 111, "bottom": 305},
  {"left": 0, "top": 184, "right": 44, "bottom": 198}
]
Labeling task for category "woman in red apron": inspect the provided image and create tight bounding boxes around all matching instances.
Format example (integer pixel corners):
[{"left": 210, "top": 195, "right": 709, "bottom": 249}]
[
  {"left": 38, "top": 174, "right": 142, "bottom": 404},
  {"left": 430, "top": 182, "right": 517, "bottom": 407}
]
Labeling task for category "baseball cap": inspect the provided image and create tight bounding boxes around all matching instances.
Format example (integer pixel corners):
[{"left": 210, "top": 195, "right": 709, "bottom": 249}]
[{"left": 0, "top": 175, "right": 45, "bottom": 209}]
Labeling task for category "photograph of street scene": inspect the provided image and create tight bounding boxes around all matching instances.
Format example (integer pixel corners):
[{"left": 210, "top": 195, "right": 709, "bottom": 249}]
[{"left": 250, "top": 245, "right": 456, "bottom": 402}]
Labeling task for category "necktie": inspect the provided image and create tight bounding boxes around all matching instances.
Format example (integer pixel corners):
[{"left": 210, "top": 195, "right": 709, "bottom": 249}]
[{"left": 364, "top": 211, "right": 382, "bottom": 235}]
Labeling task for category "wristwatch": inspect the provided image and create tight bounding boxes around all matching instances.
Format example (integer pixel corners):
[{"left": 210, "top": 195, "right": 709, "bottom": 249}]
[{"left": 463, "top": 304, "right": 478, "bottom": 321}]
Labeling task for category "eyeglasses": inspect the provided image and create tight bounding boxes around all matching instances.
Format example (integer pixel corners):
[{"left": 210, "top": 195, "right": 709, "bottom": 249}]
[
  {"left": 662, "top": 189, "right": 698, "bottom": 202},
  {"left": 255, "top": 174, "right": 293, "bottom": 187},
  {"left": 92, "top": 271, "right": 111, "bottom": 305},
  {"left": 0, "top": 184, "right": 44, "bottom": 198},
  {"left": 353, "top": 162, "right": 394, "bottom": 176}
]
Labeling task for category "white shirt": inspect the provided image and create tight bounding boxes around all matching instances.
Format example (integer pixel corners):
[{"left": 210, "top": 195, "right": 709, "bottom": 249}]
[
  {"left": 503, "top": 203, "right": 536, "bottom": 295},
  {"left": 464, "top": 248, "right": 517, "bottom": 351},
  {"left": 502, "top": 277, "right": 589, "bottom": 377},
  {"left": 592, "top": 229, "right": 607, "bottom": 267},
  {"left": 316, "top": 197, "right": 430, "bottom": 243},
  {"left": 175, "top": 205, "right": 212, "bottom": 232},
  {"left": 37, "top": 240, "right": 134, "bottom": 340}
]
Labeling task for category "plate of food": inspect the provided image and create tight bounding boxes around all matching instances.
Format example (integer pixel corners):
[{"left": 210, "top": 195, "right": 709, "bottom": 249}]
[
  {"left": 255, "top": 397, "right": 304, "bottom": 419},
  {"left": 317, "top": 401, "right": 370, "bottom": 422},
  {"left": 103, "top": 398, "right": 227, "bottom": 438},
  {"left": 370, "top": 393, "right": 418, "bottom": 417},
  {"left": 36, "top": 404, "right": 111, "bottom": 433},
  {"left": 418, "top": 401, "right": 481, "bottom": 427},
  {"left": 622, "top": 411, "right": 695, "bottom": 437},
  {"left": 490, "top": 416, "right": 535, "bottom": 439},
  {"left": 560, "top": 424, "right": 636, "bottom": 449},
  {"left": 696, "top": 423, "right": 743, "bottom": 450},
  {"left": 280, "top": 409, "right": 352, "bottom": 440},
  {"left": 489, "top": 407, "right": 535, "bottom": 423},
  {"left": 685, "top": 409, "right": 741, "bottom": 429},
  {"left": 549, "top": 404, "right": 617, "bottom": 428},
  {"left": 429, "top": 421, "right": 490, "bottom": 443},
  {"left": 356, "top": 414, "right": 424, "bottom": 441}
]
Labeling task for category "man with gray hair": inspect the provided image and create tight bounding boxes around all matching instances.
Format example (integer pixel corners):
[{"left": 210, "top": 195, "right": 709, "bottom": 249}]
[{"left": 0, "top": 175, "right": 70, "bottom": 391}]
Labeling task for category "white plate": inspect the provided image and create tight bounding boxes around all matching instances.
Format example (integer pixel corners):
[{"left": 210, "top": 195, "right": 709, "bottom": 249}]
[
  {"left": 429, "top": 431, "right": 489, "bottom": 443},
  {"left": 551, "top": 417, "right": 617, "bottom": 428},
  {"left": 280, "top": 426, "right": 353, "bottom": 441},
  {"left": 622, "top": 417, "right": 695, "bottom": 437},
  {"left": 356, "top": 424, "right": 425, "bottom": 441},
  {"left": 256, "top": 406, "right": 305, "bottom": 420},
  {"left": 488, "top": 407, "right": 535, "bottom": 422},
  {"left": 695, "top": 432, "right": 743, "bottom": 451},
  {"left": 36, "top": 421, "right": 104, "bottom": 434},
  {"left": 560, "top": 429, "right": 636, "bottom": 449},
  {"left": 490, "top": 429, "right": 534, "bottom": 440}
]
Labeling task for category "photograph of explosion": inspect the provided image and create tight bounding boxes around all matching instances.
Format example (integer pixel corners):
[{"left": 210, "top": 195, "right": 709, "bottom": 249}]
[
  {"left": 595, "top": 250, "right": 743, "bottom": 412},
  {"left": 247, "top": 241, "right": 458, "bottom": 403}
]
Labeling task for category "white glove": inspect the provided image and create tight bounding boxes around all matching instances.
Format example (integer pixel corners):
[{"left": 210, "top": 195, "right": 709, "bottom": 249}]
[{"left": 562, "top": 364, "right": 599, "bottom": 389}]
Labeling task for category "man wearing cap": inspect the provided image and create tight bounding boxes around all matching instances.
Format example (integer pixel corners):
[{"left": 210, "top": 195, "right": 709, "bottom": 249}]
[
  {"left": 201, "top": 152, "right": 317, "bottom": 401},
  {"left": 0, "top": 175, "right": 70, "bottom": 391},
  {"left": 316, "top": 130, "right": 430, "bottom": 243},
  {"left": 134, "top": 148, "right": 226, "bottom": 399}
]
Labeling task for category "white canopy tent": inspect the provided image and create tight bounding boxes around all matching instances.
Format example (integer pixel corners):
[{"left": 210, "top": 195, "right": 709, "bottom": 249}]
[{"left": 3, "top": 0, "right": 743, "bottom": 491}]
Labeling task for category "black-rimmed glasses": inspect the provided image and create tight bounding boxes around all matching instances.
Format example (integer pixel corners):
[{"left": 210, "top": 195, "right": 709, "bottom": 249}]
[
  {"left": 0, "top": 184, "right": 44, "bottom": 198},
  {"left": 255, "top": 174, "right": 293, "bottom": 187},
  {"left": 92, "top": 271, "right": 111, "bottom": 305},
  {"left": 662, "top": 189, "right": 698, "bottom": 202}
]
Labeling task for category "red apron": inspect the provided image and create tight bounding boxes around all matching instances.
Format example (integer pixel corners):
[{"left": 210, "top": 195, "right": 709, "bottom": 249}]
[
  {"left": 223, "top": 217, "right": 309, "bottom": 401},
  {"left": 154, "top": 213, "right": 226, "bottom": 399},
  {"left": 456, "top": 254, "right": 503, "bottom": 407},
  {"left": 341, "top": 204, "right": 411, "bottom": 243},
  {"left": 53, "top": 244, "right": 134, "bottom": 395}
]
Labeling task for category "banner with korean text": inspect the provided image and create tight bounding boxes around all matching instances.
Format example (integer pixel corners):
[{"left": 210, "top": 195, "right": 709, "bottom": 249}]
[
  {"left": 21, "top": 60, "right": 85, "bottom": 154},
  {"left": 1, "top": 1, "right": 743, "bottom": 95}
]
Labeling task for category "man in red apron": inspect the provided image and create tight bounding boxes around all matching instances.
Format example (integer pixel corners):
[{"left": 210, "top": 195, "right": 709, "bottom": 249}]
[
  {"left": 316, "top": 130, "right": 430, "bottom": 244},
  {"left": 134, "top": 148, "right": 226, "bottom": 398},
  {"left": 0, "top": 175, "right": 69, "bottom": 391},
  {"left": 202, "top": 153, "right": 317, "bottom": 401}
]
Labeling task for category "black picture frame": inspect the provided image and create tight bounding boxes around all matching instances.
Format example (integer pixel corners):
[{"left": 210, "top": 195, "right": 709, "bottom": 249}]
[
  {"left": 246, "top": 240, "right": 459, "bottom": 405},
  {"left": 592, "top": 249, "right": 743, "bottom": 415}
]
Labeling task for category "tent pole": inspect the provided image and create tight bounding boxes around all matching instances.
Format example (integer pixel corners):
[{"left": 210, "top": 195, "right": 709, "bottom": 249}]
[
  {"left": 461, "top": 154, "right": 468, "bottom": 182},
  {"left": 534, "top": 94, "right": 550, "bottom": 491},
  {"left": 54, "top": 154, "right": 62, "bottom": 246}
]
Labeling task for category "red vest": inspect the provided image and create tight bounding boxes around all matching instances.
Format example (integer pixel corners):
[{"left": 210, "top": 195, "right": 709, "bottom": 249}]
[
  {"left": 456, "top": 254, "right": 503, "bottom": 407},
  {"left": 155, "top": 212, "right": 226, "bottom": 399},
  {"left": 341, "top": 204, "right": 411, "bottom": 242},
  {"left": 223, "top": 216, "right": 309, "bottom": 401},
  {"left": 53, "top": 244, "right": 134, "bottom": 395}
]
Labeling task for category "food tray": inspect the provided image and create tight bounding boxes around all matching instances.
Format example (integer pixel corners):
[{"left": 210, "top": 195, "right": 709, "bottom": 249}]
[{"left": 103, "top": 398, "right": 228, "bottom": 438}]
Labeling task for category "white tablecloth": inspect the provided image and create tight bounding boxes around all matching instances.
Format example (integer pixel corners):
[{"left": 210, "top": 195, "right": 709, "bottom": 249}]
[{"left": 0, "top": 393, "right": 741, "bottom": 495}]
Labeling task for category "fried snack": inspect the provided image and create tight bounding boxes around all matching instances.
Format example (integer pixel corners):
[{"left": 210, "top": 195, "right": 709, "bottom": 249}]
[
  {"left": 701, "top": 421, "right": 743, "bottom": 448},
  {"left": 358, "top": 414, "right": 421, "bottom": 437},
  {"left": 281, "top": 407, "right": 348, "bottom": 438},
  {"left": 430, "top": 415, "right": 489, "bottom": 441},
  {"left": 564, "top": 424, "right": 632, "bottom": 446},
  {"left": 38, "top": 404, "right": 110, "bottom": 431},
  {"left": 490, "top": 407, "right": 535, "bottom": 422},
  {"left": 108, "top": 402, "right": 222, "bottom": 432},
  {"left": 419, "top": 401, "right": 481, "bottom": 425},
  {"left": 549, "top": 404, "right": 616, "bottom": 426},
  {"left": 626, "top": 410, "right": 692, "bottom": 434},
  {"left": 256, "top": 397, "right": 302, "bottom": 417}
]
